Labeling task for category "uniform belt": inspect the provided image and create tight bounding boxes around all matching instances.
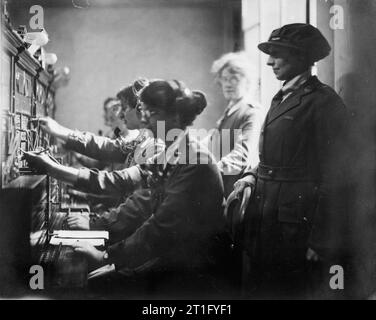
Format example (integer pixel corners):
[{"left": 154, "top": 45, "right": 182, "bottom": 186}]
[{"left": 258, "top": 164, "right": 316, "bottom": 182}]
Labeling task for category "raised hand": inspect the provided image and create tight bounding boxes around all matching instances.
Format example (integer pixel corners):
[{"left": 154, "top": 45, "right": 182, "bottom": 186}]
[
  {"left": 22, "top": 150, "right": 54, "bottom": 173},
  {"left": 34, "top": 117, "right": 72, "bottom": 141}
]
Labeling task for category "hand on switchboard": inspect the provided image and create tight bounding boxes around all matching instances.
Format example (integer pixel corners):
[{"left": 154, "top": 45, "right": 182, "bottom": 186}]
[
  {"left": 30, "top": 117, "right": 59, "bottom": 135},
  {"left": 21, "top": 149, "right": 55, "bottom": 173},
  {"left": 30, "top": 117, "right": 72, "bottom": 141}
]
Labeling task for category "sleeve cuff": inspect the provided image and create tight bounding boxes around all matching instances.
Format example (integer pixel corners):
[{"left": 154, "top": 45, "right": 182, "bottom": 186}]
[{"left": 74, "top": 167, "right": 91, "bottom": 189}]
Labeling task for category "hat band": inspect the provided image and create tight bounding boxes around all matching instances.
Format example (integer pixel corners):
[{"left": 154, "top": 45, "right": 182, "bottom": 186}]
[{"left": 268, "top": 36, "right": 302, "bottom": 48}]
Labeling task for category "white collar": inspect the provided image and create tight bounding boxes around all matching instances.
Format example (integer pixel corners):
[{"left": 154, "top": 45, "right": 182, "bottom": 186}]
[
  {"left": 226, "top": 97, "right": 246, "bottom": 117},
  {"left": 282, "top": 70, "right": 311, "bottom": 95}
]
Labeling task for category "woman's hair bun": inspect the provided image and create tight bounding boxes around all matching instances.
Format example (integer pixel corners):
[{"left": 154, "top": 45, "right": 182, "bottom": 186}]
[
  {"left": 140, "top": 79, "right": 207, "bottom": 127},
  {"left": 192, "top": 90, "right": 207, "bottom": 115}
]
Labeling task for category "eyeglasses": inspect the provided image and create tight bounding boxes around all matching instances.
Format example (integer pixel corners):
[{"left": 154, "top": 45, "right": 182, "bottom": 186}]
[{"left": 219, "top": 74, "right": 243, "bottom": 85}]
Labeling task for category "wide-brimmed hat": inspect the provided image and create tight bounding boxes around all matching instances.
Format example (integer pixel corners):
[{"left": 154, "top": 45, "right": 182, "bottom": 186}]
[{"left": 258, "top": 23, "right": 331, "bottom": 63}]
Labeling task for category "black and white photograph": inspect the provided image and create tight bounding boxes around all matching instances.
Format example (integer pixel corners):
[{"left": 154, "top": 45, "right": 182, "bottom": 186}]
[{"left": 0, "top": 0, "right": 375, "bottom": 304}]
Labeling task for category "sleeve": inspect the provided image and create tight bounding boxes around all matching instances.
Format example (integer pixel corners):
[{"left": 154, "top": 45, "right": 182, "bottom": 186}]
[
  {"left": 308, "top": 93, "right": 349, "bottom": 257},
  {"left": 74, "top": 165, "right": 144, "bottom": 197},
  {"left": 75, "top": 153, "right": 107, "bottom": 170},
  {"left": 90, "top": 189, "right": 153, "bottom": 243},
  {"left": 106, "top": 165, "right": 201, "bottom": 270},
  {"left": 65, "top": 130, "right": 139, "bottom": 163},
  {"left": 218, "top": 109, "right": 262, "bottom": 176}
]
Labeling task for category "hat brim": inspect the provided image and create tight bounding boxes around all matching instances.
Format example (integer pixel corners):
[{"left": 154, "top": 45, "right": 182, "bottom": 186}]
[{"left": 258, "top": 41, "right": 302, "bottom": 54}]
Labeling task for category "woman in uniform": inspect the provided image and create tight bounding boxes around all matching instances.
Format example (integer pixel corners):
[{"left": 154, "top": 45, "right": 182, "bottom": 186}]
[
  {"left": 24, "top": 80, "right": 231, "bottom": 298},
  {"left": 209, "top": 51, "right": 264, "bottom": 197},
  {"left": 36, "top": 78, "right": 164, "bottom": 169},
  {"left": 232, "top": 23, "right": 349, "bottom": 298}
]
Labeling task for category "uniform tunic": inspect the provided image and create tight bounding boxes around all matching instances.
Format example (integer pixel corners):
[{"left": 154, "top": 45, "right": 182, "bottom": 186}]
[
  {"left": 75, "top": 132, "right": 231, "bottom": 296},
  {"left": 208, "top": 99, "right": 264, "bottom": 197},
  {"left": 242, "top": 75, "right": 348, "bottom": 297}
]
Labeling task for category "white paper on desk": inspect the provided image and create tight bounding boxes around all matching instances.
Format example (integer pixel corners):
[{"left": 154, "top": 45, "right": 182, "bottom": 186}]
[
  {"left": 49, "top": 236, "right": 105, "bottom": 247},
  {"left": 54, "top": 230, "right": 109, "bottom": 239}
]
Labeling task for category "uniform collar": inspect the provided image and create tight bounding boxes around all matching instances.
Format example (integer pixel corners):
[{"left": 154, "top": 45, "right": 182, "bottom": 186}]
[
  {"left": 281, "top": 70, "right": 312, "bottom": 97},
  {"left": 226, "top": 97, "right": 246, "bottom": 117}
]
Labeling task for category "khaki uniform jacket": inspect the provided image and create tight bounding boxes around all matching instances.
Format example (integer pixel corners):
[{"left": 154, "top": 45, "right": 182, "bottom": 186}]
[
  {"left": 209, "top": 99, "right": 264, "bottom": 197},
  {"left": 243, "top": 76, "right": 349, "bottom": 265},
  {"left": 75, "top": 133, "right": 228, "bottom": 276}
]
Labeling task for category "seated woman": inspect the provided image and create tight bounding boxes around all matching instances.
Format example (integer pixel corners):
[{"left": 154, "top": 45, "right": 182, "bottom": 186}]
[
  {"left": 37, "top": 79, "right": 164, "bottom": 223},
  {"left": 37, "top": 78, "right": 164, "bottom": 168},
  {"left": 24, "top": 80, "right": 231, "bottom": 298}
]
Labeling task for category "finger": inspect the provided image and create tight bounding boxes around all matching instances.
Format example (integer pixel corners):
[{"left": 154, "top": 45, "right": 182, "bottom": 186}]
[
  {"left": 67, "top": 219, "right": 76, "bottom": 226},
  {"left": 67, "top": 216, "right": 80, "bottom": 222},
  {"left": 37, "top": 117, "right": 49, "bottom": 124},
  {"left": 71, "top": 241, "right": 88, "bottom": 249},
  {"left": 71, "top": 242, "right": 83, "bottom": 249},
  {"left": 29, "top": 118, "right": 40, "bottom": 125},
  {"left": 67, "top": 221, "right": 78, "bottom": 228},
  {"left": 73, "top": 247, "right": 87, "bottom": 254},
  {"left": 66, "top": 220, "right": 77, "bottom": 226},
  {"left": 234, "top": 185, "right": 243, "bottom": 198}
]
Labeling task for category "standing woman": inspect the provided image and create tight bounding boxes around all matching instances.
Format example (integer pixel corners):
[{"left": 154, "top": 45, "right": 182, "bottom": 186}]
[
  {"left": 233, "top": 24, "right": 349, "bottom": 298},
  {"left": 209, "top": 52, "right": 264, "bottom": 197},
  {"left": 24, "top": 80, "right": 231, "bottom": 298}
]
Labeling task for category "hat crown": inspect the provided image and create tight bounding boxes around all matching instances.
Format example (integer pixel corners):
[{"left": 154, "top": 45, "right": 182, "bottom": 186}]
[{"left": 260, "top": 23, "right": 331, "bottom": 63}]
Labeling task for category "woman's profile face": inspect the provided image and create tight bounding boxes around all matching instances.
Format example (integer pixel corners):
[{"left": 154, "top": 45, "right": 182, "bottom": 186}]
[
  {"left": 219, "top": 67, "right": 248, "bottom": 102},
  {"left": 139, "top": 102, "right": 162, "bottom": 135},
  {"left": 123, "top": 102, "right": 141, "bottom": 130},
  {"left": 104, "top": 101, "right": 122, "bottom": 129}
]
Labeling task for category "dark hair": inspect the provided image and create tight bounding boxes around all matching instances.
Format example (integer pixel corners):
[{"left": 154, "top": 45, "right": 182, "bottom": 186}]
[
  {"left": 103, "top": 97, "right": 117, "bottom": 109},
  {"left": 140, "top": 80, "right": 207, "bottom": 128},
  {"left": 116, "top": 78, "right": 149, "bottom": 111}
]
